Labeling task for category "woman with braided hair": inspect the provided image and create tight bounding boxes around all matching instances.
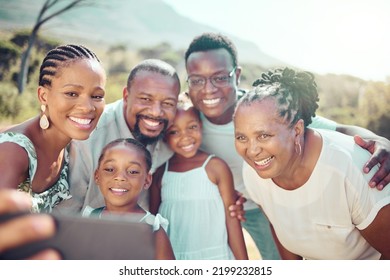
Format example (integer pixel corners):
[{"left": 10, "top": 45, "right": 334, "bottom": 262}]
[
  {"left": 0, "top": 44, "right": 106, "bottom": 213},
  {"left": 234, "top": 67, "right": 390, "bottom": 259}
]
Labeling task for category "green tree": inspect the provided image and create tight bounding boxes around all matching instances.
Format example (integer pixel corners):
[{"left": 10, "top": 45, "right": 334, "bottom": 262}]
[
  {"left": 359, "top": 81, "right": 390, "bottom": 138},
  {"left": 17, "top": 0, "right": 90, "bottom": 94}
]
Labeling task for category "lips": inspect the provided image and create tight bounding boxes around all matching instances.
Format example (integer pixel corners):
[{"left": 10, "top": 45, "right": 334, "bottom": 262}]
[
  {"left": 254, "top": 156, "right": 274, "bottom": 166},
  {"left": 143, "top": 118, "right": 161, "bottom": 128},
  {"left": 69, "top": 116, "right": 95, "bottom": 130},
  {"left": 202, "top": 98, "right": 220, "bottom": 106},
  {"left": 69, "top": 116, "right": 92, "bottom": 125},
  {"left": 138, "top": 115, "right": 167, "bottom": 131},
  {"left": 181, "top": 143, "right": 195, "bottom": 152},
  {"left": 109, "top": 187, "right": 128, "bottom": 195}
]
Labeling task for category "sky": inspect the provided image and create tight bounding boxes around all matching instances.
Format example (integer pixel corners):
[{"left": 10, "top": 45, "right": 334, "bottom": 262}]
[{"left": 163, "top": 0, "right": 390, "bottom": 81}]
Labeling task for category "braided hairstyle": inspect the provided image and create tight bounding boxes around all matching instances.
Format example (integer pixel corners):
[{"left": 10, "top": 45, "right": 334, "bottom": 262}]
[
  {"left": 97, "top": 138, "right": 152, "bottom": 172},
  {"left": 39, "top": 44, "right": 101, "bottom": 87},
  {"left": 184, "top": 32, "right": 238, "bottom": 68},
  {"left": 237, "top": 67, "right": 319, "bottom": 128}
]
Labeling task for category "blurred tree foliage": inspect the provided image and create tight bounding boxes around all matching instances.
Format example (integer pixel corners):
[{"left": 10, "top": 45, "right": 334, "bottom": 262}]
[{"left": 0, "top": 30, "right": 389, "bottom": 138}]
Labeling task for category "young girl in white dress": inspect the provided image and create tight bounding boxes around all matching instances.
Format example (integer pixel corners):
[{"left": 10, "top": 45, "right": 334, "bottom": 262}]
[
  {"left": 83, "top": 138, "right": 175, "bottom": 260},
  {"left": 149, "top": 99, "right": 248, "bottom": 260}
]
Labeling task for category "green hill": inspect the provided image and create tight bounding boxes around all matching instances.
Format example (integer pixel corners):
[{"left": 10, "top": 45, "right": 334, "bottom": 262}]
[{"left": 0, "top": 0, "right": 284, "bottom": 67}]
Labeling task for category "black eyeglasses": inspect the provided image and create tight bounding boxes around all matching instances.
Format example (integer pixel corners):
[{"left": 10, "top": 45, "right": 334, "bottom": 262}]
[{"left": 186, "top": 67, "right": 236, "bottom": 90}]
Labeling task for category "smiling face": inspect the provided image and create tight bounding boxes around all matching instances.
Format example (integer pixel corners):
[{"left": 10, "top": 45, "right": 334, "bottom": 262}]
[
  {"left": 123, "top": 71, "right": 179, "bottom": 145},
  {"left": 234, "top": 98, "right": 298, "bottom": 180},
  {"left": 38, "top": 58, "right": 106, "bottom": 140},
  {"left": 186, "top": 48, "right": 240, "bottom": 125},
  {"left": 95, "top": 143, "right": 152, "bottom": 212},
  {"left": 165, "top": 107, "right": 202, "bottom": 159}
]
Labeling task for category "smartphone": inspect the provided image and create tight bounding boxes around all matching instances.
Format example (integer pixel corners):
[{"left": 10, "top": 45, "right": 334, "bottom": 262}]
[{"left": 0, "top": 212, "right": 155, "bottom": 260}]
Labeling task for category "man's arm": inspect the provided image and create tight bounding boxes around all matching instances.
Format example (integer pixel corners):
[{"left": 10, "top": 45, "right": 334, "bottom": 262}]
[{"left": 336, "top": 124, "right": 390, "bottom": 190}]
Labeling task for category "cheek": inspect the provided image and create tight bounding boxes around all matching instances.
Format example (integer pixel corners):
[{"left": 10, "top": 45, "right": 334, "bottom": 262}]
[
  {"left": 125, "top": 105, "right": 139, "bottom": 126},
  {"left": 166, "top": 136, "right": 178, "bottom": 147},
  {"left": 96, "top": 103, "right": 105, "bottom": 116}
]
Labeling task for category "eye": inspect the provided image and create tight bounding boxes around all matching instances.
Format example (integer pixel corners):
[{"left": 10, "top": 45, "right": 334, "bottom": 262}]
[
  {"left": 235, "top": 135, "right": 246, "bottom": 142},
  {"left": 127, "top": 169, "right": 140, "bottom": 175},
  {"left": 213, "top": 75, "right": 229, "bottom": 83},
  {"left": 65, "top": 92, "right": 78, "bottom": 97},
  {"left": 162, "top": 101, "right": 175, "bottom": 108},
  {"left": 168, "top": 130, "right": 179, "bottom": 135},
  {"left": 103, "top": 167, "right": 114, "bottom": 172},
  {"left": 139, "top": 97, "right": 152, "bottom": 102},
  {"left": 92, "top": 93, "right": 105, "bottom": 101},
  {"left": 189, "top": 124, "right": 198, "bottom": 130},
  {"left": 189, "top": 77, "right": 204, "bottom": 85},
  {"left": 259, "top": 134, "right": 271, "bottom": 140}
]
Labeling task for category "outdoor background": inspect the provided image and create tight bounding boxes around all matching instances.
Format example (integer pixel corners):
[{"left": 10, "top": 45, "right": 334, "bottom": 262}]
[{"left": 0, "top": 0, "right": 389, "bottom": 259}]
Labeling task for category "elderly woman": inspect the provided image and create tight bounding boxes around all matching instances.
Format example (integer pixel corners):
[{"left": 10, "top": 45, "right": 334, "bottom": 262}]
[{"left": 233, "top": 67, "right": 390, "bottom": 259}]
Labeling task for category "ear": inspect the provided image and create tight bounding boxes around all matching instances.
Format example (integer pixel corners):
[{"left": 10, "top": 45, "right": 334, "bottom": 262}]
[
  {"left": 37, "top": 86, "right": 48, "bottom": 105},
  {"left": 123, "top": 86, "right": 128, "bottom": 101},
  {"left": 293, "top": 119, "right": 305, "bottom": 142},
  {"left": 94, "top": 170, "right": 99, "bottom": 185},
  {"left": 235, "top": 66, "right": 242, "bottom": 85},
  {"left": 143, "top": 171, "right": 153, "bottom": 190}
]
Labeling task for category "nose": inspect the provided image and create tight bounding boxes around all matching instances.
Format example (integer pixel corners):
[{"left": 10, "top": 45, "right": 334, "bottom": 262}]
[
  {"left": 77, "top": 96, "right": 95, "bottom": 112},
  {"left": 247, "top": 140, "right": 262, "bottom": 158},
  {"left": 204, "top": 78, "right": 218, "bottom": 94},
  {"left": 149, "top": 101, "right": 163, "bottom": 117},
  {"left": 114, "top": 170, "right": 127, "bottom": 181}
]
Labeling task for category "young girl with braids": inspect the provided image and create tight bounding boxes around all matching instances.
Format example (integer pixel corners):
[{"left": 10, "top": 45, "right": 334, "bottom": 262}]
[
  {"left": 149, "top": 97, "right": 248, "bottom": 260},
  {"left": 0, "top": 44, "right": 106, "bottom": 213},
  {"left": 82, "top": 138, "right": 175, "bottom": 260},
  {"left": 234, "top": 67, "right": 390, "bottom": 259}
]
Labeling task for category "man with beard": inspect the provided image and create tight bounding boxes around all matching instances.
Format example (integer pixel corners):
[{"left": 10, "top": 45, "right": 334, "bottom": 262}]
[{"left": 56, "top": 59, "right": 179, "bottom": 213}]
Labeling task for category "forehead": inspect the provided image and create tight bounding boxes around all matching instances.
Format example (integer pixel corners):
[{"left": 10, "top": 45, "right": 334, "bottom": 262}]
[
  {"left": 172, "top": 107, "right": 200, "bottom": 124},
  {"left": 102, "top": 144, "right": 146, "bottom": 163},
  {"left": 129, "top": 70, "right": 179, "bottom": 98},
  {"left": 235, "top": 99, "right": 282, "bottom": 129},
  {"left": 54, "top": 59, "right": 105, "bottom": 80},
  {"left": 186, "top": 49, "right": 234, "bottom": 74}
]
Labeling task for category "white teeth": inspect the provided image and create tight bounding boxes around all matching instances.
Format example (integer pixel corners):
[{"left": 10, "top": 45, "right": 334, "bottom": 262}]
[
  {"left": 110, "top": 188, "right": 127, "bottom": 192},
  {"left": 181, "top": 144, "right": 194, "bottom": 151},
  {"left": 203, "top": 98, "right": 220, "bottom": 105},
  {"left": 69, "top": 117, "right": 92, "bottom": 125},
  {"left": 144, "top": 119, "right": 160, "bottom": 127},
  {"left": 254, "top": 156, "right": 273, "bottom": 166}
]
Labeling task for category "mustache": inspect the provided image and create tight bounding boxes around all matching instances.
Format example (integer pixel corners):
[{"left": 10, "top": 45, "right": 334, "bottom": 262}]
[
  {"left": 136, "top": 114, "right": 169, "bottom": 126},
  {"left": 133, "top": 114, "right": 169, "bottom": 145}
]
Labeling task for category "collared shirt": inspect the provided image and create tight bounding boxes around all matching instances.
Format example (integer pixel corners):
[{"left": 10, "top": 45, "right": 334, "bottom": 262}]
[
  {"left": 243, "top": 129, "right": 389, "bottom": 259},
  {"left": 54, "top": 99, "right": 173, "bottom": 214}
]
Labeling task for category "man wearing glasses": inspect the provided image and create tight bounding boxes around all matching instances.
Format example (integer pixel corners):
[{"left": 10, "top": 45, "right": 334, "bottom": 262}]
[{"left": 183, "top": 32, "right": 390, "bottom": 259}]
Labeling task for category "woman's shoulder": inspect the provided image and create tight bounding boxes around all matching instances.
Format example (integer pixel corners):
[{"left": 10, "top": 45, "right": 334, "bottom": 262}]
[{"left": 0, "top": 132, "right": 36, "bottom": 168}]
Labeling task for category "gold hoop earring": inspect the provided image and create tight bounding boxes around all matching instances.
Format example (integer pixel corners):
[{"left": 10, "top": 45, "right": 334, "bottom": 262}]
[
  {"left": 295, "top": 141, "right": 302, "bottom": 156},
  {"left": 39, "top": 104, "right": 49, "bottom": 130}
]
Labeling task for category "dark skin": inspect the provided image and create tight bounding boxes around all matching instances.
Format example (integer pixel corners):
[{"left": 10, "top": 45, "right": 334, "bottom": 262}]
[{"left": 185, "top": 48, "right": 390, "bottom": 222}]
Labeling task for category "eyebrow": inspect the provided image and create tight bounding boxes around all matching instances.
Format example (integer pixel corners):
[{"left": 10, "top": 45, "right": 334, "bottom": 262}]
[
  {"left": 63, "top": 84, "right": 105, "bottom": 91},
  {"left": 102, "top": 159, "right": 142, "bottom": 167}
]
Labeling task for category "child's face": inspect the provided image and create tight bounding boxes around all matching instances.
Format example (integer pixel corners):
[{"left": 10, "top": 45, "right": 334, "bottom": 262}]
[
  {"left": 95, "top": 144, "right": 151, "bottom": 210},
  {"left": 165, "top": 107, "right": 202, "bottom": 158}
]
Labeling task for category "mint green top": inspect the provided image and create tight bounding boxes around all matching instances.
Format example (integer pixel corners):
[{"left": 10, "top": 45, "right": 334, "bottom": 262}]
[
  {"left": 159, "top": 154, "right": 235, "bottom": 260},
  {"left": 0, "top": 132, "right": 72, "bottom": 213}
]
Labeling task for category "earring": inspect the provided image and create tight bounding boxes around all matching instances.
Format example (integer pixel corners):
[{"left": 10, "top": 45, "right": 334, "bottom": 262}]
[
  {"left": 39, "top": 104, "right": 49, "bottom": 130},
  {"left": 295, "top": 141, "right": 302, "bottom": 156}
]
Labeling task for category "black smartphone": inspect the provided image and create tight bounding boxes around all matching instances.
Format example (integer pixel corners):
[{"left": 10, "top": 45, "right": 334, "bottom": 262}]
[{"left": 0, "top": 212, "right": 155, "bottom": 260}]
